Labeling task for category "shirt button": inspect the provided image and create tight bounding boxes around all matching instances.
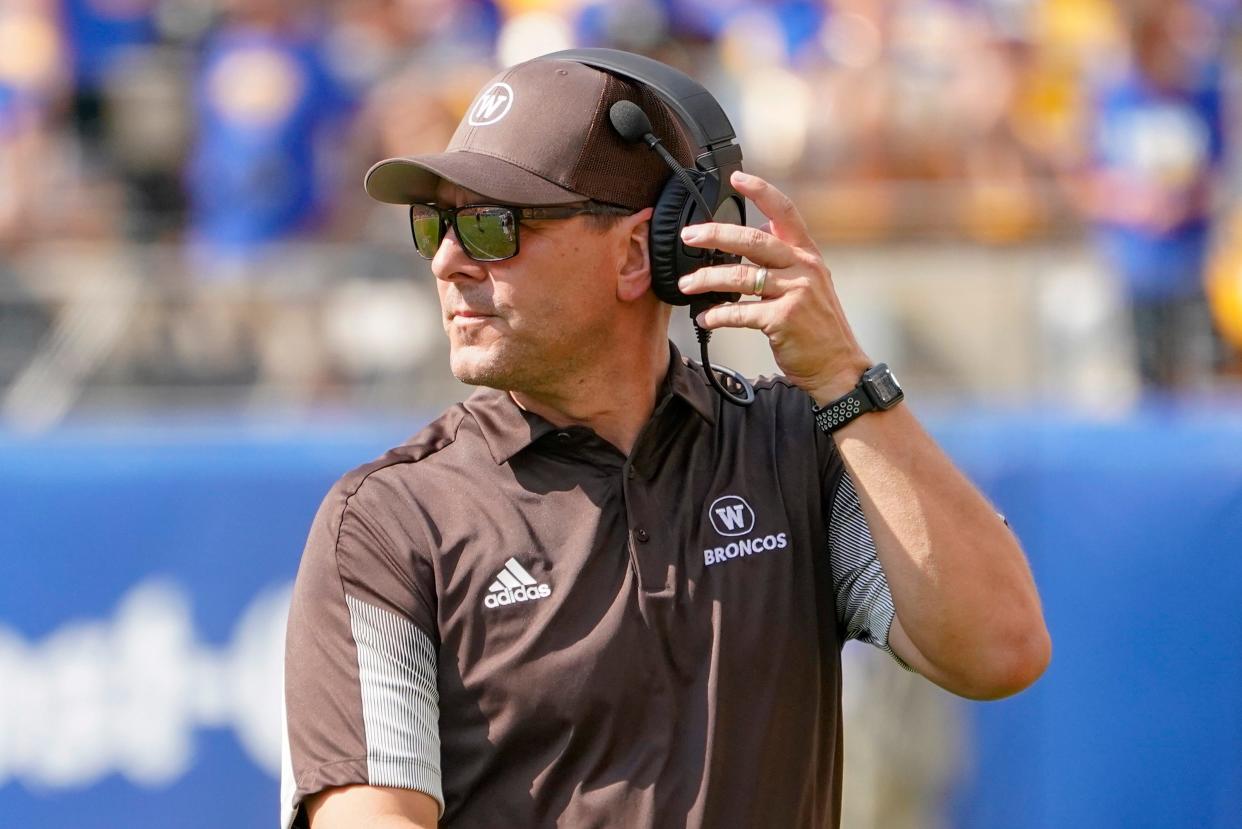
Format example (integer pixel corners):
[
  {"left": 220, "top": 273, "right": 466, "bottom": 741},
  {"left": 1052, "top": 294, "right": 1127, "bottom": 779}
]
[
  {"left": 556, "top": 431, "right": 572, "bottom": 441},
  {"left": 634, "top": 528, "right": 650, "bottom": 543}
]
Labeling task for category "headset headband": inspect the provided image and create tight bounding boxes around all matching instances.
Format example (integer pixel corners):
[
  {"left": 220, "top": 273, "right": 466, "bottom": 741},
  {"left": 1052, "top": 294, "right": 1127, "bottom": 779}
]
[{"left": 540, "top": 48, "right": 738, "bottom": 152}]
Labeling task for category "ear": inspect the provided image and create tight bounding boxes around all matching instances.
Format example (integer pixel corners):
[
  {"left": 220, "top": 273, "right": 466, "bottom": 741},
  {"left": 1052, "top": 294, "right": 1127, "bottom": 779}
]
[{"left": 615, "top": 207, "right": 654, "bottom": 303}]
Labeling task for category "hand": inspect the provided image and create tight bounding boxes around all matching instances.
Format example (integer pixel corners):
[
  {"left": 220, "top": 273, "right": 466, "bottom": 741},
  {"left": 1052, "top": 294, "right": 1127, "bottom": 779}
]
[{"left": 676, "top": 171, "right": 871, "bottom": 403}]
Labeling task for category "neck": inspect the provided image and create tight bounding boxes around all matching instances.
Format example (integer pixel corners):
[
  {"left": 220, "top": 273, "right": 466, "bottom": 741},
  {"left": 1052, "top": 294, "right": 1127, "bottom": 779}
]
[{"left": 510, "top": 334, "right": 670, "bottom": 456}]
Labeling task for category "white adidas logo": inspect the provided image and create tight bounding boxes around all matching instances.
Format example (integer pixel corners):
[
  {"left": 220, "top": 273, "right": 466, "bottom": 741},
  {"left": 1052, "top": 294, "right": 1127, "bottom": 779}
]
[{"left": 484, "top": 557, "right": 551, "bottom": 609}]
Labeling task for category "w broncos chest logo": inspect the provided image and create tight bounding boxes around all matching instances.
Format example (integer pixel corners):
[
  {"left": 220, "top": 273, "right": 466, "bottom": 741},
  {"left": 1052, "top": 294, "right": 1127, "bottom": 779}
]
[{"left": 704, "top": 495, "right": 789, "bottom": 568}]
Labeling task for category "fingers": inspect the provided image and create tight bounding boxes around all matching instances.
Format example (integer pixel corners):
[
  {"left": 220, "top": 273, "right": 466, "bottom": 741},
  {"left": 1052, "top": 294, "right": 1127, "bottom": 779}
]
[
  {"left": 678, "top": 263, "right": 782, "bottom": 298},
  {"left": 693, "top": 298, "right": 778, "bottom": 332},
  {"left": 677, "top": 176, "right": 867, "bottom": 393},
  {"left": 677, "top": 173, "right": 815, "bottom": 272},
  {"left": 729, "top": 171, "right": 815, "bottom": 250},
  {"left": 679, "top": 221, "right": 797, "bottom": 268}
]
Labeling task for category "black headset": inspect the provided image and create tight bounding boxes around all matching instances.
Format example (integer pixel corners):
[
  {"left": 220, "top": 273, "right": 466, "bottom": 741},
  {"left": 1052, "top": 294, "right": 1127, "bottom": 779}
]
[{"left": 540, "top": 48, "right": 756, "bottom": 406}]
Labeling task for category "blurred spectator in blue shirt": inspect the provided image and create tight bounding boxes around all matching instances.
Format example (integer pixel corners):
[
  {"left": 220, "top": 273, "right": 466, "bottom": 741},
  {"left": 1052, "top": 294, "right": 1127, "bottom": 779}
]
[
  {"left": 0, "top": 3, "right": 69, "bottom": 383},
  {"left": 1073, "top": 0, "right": 1226, "bottom": 389},
  {"left": 187, "top": 1, "right": 353, "bottom": 263},
  {"left": 0, "top": 3, "right": 69, "bottom": 250},
  {"left": 61, "top": 0, "right": 159, "bottom": 91},
  {"left": 59, "top": 0, "right": 159, "bottom": 153}
]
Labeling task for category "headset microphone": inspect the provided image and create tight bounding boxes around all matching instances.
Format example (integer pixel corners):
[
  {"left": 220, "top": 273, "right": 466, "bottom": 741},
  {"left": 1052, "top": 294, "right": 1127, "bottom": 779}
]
[
  {"left": 607, "top": 99, "right": 756, "bottom": 407},
  {"left": 609, "top": 102, "right": 716, "bottom": 223}
]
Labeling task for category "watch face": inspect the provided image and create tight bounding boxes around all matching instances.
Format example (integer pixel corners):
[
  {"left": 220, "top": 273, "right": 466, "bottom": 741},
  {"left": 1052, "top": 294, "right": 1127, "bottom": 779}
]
[{"left": 865, "top": 365, "right": 902, "bottom": 406}]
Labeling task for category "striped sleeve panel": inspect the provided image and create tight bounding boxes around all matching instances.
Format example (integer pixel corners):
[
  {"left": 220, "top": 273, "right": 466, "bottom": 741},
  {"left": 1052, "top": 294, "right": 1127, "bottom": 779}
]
[
  {"left": 345, "top": 594, "right": 444, "bottom": 811},
  {"left": 828, "top": 469, "right": 913, "bottom": 671}
]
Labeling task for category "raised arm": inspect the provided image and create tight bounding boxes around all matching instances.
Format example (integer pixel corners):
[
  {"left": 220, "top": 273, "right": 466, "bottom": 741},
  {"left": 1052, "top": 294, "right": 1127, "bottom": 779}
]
[
  {"left": 677, "top": 171, "right": 1051, "bottom": 700},
  {"left": 828, "top": 403, "right": 1048, "bottom": 698}
]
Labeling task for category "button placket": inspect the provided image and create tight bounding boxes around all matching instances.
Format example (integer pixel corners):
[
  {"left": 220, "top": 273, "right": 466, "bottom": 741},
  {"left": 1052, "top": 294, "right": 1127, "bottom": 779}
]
[{"left": 622, "top": 466, "right": 672, "bottom": 593}]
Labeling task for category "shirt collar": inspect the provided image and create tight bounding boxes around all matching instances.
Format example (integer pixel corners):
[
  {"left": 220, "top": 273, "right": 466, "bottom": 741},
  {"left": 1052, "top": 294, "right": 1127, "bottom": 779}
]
[
  {"left": 664, "top": 341, "right": 718, "bottom": 424},
  {"left": 465, "top": 341, "right": 717, "bottom": 466},
  {"left": 463, "top": 386, "right": 559, "bottom": 466}
]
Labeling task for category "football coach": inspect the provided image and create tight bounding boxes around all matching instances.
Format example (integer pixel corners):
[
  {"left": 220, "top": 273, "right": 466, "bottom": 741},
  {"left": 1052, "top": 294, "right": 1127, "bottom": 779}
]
[{"left": 281, "top": 49, "right": 1050, "bottom": 829}]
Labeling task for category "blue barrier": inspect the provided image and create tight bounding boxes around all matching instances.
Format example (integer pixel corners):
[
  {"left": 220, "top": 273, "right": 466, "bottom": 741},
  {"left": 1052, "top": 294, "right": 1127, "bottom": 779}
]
[
  {"left": 937, "top": 411, "right": 1242, "bottom": 829},
  {"left": 1, "top": 410, "right": 1239, "bottom": 828}
]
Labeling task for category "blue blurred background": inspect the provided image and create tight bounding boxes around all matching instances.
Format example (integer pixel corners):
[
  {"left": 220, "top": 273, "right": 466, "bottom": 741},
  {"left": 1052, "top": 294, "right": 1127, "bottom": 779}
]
[{"left": 2, "top": 0, "right": 1241, "bottom": 827}]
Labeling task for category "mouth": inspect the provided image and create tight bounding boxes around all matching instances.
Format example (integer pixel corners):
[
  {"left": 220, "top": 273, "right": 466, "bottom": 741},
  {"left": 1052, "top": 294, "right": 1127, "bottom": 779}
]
[{"left": 448, "top": 309, "right": 499, "bottom": 326}]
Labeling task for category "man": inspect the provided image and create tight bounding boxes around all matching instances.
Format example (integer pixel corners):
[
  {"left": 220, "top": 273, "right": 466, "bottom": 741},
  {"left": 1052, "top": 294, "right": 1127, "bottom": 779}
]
[
  {"left": 1071, "top": 0, "right": 1225, "bottom": 389},
  {"left": 282, "top": 53, "right": 1050, "bottom": 829}
]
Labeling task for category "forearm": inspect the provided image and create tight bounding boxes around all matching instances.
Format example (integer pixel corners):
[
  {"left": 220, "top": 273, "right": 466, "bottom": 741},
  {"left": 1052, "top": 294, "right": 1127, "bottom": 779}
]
[
  {"left": 307, "top": 784, "right": 440, "bottom": 829},
  {"left": 829, "top": 402, "right": 1050, "bottom": 699}
]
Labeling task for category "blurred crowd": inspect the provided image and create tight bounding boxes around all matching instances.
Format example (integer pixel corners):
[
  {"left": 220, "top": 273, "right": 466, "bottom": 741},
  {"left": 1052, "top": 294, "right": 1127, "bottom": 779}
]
[
  {"left": 1, "top": 0, "right": 1241, "bottom": 424},
  {"left": 6, "top": 0, "right": 1238, "bottom": 249}
]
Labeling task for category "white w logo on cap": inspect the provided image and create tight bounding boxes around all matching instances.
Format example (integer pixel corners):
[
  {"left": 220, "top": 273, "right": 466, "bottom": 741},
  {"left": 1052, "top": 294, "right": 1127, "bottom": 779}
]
[{"left": 469, "top": 82, "right": 514, "bottom": 126}]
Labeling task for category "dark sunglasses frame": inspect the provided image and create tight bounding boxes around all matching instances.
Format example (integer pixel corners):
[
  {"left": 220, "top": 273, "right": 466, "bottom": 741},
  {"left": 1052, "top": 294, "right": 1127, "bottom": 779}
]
[{"left": 408, "top": 202, "right": 633, "bottom": 262}]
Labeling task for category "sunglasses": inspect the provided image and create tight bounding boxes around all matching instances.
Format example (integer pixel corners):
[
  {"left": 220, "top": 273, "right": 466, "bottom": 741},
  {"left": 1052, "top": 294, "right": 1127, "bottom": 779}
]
[{"left": 408, "top": 203, "right": 631, "bottom": 262}]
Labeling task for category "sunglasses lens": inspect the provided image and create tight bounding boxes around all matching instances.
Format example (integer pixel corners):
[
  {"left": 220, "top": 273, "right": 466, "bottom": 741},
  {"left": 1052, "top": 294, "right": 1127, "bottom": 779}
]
[
  {"left": 409, "top": 205, "right": 442, "bottom": 259},
  {"left": 457, "top": 207, "right": 517, "bottom": 261}
]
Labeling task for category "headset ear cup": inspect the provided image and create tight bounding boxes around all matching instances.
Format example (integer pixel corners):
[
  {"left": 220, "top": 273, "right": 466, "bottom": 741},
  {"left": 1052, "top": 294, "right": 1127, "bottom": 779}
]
[{"left": 648, "top": 171, "right": 702, "bottom": 305}]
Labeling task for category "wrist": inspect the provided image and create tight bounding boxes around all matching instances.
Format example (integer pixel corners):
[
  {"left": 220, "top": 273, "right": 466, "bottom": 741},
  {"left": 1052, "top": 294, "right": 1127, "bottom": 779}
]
[
  {"left": 811, "top": 362, "right": 905, "bottom": 434},
  {"left": 807, "top": 358, "right": 872, "bottom": 406}
]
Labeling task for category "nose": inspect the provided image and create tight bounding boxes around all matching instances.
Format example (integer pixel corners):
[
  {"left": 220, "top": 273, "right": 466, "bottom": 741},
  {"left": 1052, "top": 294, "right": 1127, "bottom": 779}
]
[{"left": 430, "top": 224, "right": 488, "bottom": 284}]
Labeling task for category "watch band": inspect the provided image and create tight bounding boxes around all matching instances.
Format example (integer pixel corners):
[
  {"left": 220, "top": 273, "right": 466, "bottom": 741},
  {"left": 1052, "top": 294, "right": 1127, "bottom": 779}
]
[{"left": 813, "top": 385, "right": 876, "bottom": 433}]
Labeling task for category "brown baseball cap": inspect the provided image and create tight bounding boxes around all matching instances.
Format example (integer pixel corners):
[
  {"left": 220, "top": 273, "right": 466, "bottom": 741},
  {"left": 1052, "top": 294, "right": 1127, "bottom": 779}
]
[{"left": 363, "top": 56, "right": 696, "bottom": 211}]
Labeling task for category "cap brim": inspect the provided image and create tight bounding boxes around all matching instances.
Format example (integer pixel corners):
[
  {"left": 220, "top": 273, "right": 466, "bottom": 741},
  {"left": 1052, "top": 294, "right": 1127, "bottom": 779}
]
[{"left": 364, "top": 151, "right": 586, "bottom": 206}]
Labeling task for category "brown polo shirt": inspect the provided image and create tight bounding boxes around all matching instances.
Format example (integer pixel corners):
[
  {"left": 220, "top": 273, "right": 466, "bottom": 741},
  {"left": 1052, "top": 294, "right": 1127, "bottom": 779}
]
[{"left": 282, "top": 344, "right": 901, "bottom": 828}]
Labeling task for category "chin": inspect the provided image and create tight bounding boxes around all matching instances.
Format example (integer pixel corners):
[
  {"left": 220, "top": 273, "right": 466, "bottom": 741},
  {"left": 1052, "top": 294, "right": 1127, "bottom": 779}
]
[{"left": 448, "top": 342, "right": 522, "bottom": 389}]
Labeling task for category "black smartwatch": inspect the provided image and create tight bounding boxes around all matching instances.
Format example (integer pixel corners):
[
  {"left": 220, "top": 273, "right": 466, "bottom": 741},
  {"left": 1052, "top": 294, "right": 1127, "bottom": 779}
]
[{"left": 812, "top": 363, "right": 904, "bottom": 434}]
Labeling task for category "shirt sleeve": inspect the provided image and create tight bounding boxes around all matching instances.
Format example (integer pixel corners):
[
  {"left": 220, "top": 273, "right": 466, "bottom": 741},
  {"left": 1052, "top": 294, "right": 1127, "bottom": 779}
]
[
  {"left": 281, "top": 472, "right": 443, "bottom": 828},
  {"left": 827, "top": 467, "right": 913, "bottom": 671}
]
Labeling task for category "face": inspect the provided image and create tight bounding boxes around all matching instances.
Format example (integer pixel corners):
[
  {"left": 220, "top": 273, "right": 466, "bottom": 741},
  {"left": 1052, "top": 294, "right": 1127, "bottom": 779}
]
[{"left": 428, "top": 182, "right": 638, "bottom": 395}]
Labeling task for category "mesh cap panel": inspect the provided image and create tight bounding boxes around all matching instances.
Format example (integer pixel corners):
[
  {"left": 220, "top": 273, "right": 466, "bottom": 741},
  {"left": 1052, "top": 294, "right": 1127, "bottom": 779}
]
[{"left": 569, "top": 73, "right": 697, "bottom": 210}]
